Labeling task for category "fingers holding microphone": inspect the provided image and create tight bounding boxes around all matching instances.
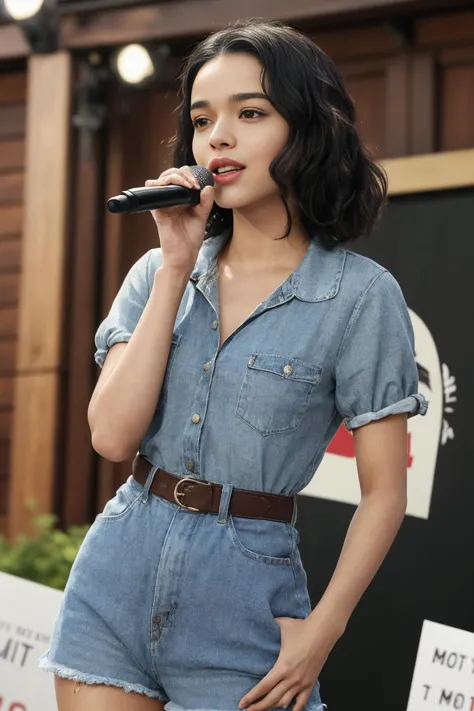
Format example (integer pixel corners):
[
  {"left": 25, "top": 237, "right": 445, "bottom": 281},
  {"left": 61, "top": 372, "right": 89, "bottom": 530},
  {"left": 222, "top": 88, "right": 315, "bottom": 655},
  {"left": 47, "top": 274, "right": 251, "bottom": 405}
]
[
  {"left": 145, "top": 165, "right": 200, "bottom": 191},
  {"left": 144, "top": 165, "right": 215, "bottom": 273}
]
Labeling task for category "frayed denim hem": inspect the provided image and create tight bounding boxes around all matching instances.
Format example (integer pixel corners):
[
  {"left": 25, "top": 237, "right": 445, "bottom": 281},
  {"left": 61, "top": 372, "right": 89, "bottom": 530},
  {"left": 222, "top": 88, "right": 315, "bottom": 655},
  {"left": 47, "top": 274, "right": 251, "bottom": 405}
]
[
  {"left": 37, "top": 653, "right": 168, "bottom": 701},
  {"left": 164, "top": 702, "right": 327, "bottom": 711}
]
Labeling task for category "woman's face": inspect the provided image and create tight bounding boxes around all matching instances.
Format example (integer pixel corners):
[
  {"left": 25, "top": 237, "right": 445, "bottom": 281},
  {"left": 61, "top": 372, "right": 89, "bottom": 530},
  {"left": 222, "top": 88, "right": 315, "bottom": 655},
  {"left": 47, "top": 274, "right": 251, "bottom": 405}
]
[{"left": 190, "top": 52, "right": 290, "bottom": 210}]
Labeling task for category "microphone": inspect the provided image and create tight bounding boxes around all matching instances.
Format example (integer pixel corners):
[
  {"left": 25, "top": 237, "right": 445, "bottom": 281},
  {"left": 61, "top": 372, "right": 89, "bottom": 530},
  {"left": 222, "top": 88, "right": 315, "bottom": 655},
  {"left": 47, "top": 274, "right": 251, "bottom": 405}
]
[{"left": 107, "top": 165, "right": 215, "bottom": 214}]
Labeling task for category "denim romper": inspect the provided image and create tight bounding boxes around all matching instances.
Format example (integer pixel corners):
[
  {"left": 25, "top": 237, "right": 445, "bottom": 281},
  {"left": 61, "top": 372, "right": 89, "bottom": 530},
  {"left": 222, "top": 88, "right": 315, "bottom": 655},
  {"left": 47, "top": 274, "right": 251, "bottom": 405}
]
[{"left": 38, "top": 228, "right": 428, "bottom": 710}]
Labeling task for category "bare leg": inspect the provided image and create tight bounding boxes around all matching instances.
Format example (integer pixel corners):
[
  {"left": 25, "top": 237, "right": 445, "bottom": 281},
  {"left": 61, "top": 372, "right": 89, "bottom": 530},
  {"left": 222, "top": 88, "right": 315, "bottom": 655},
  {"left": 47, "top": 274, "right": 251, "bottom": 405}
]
[{"left": 54, "top": 676, "right": 167, "bottom": 711}]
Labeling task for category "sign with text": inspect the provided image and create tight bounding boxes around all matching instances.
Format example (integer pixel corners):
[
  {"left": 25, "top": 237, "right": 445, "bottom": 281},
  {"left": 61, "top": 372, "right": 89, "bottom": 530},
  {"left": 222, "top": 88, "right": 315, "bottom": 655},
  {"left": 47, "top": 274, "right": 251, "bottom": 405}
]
[
  {"left": 407, "top": 620, "right": 474, "bottom": 710},
  {"left": 0, "top": 572, "right": 63, "bottom": 711}
]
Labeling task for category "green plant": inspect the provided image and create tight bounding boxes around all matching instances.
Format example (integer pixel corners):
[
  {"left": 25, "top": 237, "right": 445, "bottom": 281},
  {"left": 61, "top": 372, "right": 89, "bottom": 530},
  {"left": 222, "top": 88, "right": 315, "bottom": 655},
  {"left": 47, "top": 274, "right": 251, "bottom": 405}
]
[{"left": 0, "top": 502, "right": 90, "bottom": 591}]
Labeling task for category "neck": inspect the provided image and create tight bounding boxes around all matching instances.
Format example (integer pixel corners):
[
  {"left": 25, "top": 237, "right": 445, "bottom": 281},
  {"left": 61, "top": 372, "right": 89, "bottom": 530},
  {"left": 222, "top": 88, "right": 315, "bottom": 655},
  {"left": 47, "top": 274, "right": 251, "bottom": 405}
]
[{"left": 221, "top": 197, "right": 310, "bottom": 273}]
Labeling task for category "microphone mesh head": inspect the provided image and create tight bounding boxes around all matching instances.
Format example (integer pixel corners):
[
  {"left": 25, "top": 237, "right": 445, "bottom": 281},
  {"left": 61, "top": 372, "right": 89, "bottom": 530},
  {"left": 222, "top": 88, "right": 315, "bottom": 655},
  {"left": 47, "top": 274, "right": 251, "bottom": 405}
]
[{"left": 190, "top": 165, "right": 215, "bottom": 188}]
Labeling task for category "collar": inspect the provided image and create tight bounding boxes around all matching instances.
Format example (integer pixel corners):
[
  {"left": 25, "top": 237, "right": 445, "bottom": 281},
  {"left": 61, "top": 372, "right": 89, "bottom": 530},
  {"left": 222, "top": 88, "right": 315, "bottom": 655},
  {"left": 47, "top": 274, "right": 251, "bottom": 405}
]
[{"left": 190, "top": 229, "right": 346, "bottom": 303}]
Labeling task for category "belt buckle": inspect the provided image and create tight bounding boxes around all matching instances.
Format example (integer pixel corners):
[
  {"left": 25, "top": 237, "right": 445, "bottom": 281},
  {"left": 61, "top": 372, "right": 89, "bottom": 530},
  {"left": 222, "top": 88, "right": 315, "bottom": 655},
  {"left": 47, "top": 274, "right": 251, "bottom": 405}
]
[{"left": 173, "top": 477, "right": 211, "bottom": 512}]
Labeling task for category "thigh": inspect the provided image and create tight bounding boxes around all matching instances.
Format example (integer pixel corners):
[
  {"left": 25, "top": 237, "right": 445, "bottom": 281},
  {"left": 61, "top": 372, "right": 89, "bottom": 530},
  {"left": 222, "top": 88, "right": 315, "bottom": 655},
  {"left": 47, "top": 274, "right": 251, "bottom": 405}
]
[{"left": 55, "top": 677, "right": 166, "bottom": 711}]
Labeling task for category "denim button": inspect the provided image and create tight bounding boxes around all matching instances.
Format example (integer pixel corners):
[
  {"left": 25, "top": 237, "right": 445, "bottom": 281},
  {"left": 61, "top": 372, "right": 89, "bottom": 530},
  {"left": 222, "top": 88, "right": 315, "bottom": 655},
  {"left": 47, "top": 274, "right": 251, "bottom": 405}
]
[
  {"left": 192, "top": 414, "right": 201, "bottom": 424},
  {"left": 185, "top": 460, "right": 195, "bottom": 471},
  {"left": 203, "top": 361, "right": 211, "bottom": 372},
  {"left": 211, "top": 320, "right": 218, "bottom": 329}
]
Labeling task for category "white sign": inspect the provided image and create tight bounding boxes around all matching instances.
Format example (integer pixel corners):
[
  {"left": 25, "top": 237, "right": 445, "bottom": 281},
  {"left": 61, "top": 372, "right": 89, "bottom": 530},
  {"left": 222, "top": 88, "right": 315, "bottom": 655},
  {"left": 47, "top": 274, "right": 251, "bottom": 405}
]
[
  {"left": 407, "top": 620, "right": 474, "bottom": 710},
  {"left": 0, "top": 572, "right": 63, "bottom": 711}
]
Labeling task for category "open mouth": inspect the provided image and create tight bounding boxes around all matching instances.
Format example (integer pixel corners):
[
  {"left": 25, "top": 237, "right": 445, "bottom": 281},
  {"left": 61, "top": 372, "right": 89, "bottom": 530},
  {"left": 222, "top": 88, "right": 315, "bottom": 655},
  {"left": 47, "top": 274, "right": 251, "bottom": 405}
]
[{"left": 214, "top": 167, "right": 245, "bottom": 175}]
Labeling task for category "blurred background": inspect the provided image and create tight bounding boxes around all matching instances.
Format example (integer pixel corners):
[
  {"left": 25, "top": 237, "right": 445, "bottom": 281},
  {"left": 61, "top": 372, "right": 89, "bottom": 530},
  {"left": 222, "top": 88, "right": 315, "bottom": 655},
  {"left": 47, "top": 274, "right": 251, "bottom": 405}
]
[{"left": 0, "top": 1, "right": 473, "bottom": 710}]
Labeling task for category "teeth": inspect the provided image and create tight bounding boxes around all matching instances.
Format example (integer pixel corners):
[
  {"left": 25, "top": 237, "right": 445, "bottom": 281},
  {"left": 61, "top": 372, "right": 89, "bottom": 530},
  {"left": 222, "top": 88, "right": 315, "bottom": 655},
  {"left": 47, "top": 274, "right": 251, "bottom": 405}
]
[{"left": 216, "top": 166, "right": 243, "bottom": 174}]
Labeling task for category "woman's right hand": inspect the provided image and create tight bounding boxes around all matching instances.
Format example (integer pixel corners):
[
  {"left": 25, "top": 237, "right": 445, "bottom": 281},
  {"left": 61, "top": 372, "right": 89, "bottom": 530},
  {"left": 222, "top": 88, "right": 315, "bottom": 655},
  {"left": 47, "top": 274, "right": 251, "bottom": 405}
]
[{"left": 145, "top": 165, "right": 215, "bottom": 274}]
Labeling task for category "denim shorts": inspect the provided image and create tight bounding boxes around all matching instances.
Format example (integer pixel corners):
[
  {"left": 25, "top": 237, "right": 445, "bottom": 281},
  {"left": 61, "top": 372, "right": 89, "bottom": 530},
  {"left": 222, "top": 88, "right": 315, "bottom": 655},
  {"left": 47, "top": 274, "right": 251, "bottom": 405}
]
[{"left": 38, "top": 466, "right": 325, "bottom": 711}]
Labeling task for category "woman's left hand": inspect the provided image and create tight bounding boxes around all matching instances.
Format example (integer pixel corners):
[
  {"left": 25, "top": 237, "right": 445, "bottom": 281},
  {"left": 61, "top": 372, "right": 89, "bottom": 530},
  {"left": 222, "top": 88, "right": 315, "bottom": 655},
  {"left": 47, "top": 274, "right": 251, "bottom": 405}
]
[{"left": 238, "top": 616, "right": 337, "bottom": 711}]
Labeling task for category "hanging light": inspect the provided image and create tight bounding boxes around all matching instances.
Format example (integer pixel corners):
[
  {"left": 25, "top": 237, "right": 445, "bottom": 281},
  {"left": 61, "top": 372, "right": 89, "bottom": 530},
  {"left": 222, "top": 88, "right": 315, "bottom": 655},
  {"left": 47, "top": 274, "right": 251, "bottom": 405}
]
[
  {"left": 3, "top": 0, "right": 45, "bottom": 20},
  {"left": 111, "top": 43, "right": 170, "bottom": 89},
  {"left": 1, "top": 0, "right": 58, "bottom": 52}
]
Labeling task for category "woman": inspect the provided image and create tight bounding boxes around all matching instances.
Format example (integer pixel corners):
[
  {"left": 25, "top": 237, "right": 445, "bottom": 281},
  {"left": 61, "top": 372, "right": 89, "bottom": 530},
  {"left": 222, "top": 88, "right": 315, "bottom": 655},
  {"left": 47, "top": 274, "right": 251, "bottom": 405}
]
[{"left": 39, "top": 17, "right": 428, "bottom": 711}]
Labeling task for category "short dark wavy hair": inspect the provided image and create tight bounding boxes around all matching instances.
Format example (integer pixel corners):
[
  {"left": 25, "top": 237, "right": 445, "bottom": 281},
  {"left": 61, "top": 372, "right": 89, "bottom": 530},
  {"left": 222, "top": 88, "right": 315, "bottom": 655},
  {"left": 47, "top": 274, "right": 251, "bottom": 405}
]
[{"left": 170, "top": 18, "right": 388, "bottom": 249}]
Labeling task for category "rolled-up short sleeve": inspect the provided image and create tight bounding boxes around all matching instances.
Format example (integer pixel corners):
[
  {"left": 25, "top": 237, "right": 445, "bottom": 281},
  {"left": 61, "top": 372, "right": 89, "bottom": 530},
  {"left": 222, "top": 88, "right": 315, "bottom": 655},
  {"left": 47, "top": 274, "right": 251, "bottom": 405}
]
[
  {"left": 94, "top": 248, "right": 161, "bottom": 368},
  {"left": 335, "top": 269, "right": 428, "bottom": 431}
]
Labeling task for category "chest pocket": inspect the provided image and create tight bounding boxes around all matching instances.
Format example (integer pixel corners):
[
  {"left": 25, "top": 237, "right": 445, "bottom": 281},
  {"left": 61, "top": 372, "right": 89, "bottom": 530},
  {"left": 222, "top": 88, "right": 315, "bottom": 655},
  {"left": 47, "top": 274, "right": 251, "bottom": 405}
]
[{"left": 236, "top": 353, "right": 322, "bottom": 436}]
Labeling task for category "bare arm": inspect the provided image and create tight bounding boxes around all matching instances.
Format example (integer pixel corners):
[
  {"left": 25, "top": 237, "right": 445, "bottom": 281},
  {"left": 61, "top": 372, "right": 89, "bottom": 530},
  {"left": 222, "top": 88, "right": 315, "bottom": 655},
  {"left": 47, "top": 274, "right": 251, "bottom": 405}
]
[
  {"left": 307, "top": 413, "right": 408, "bottom": 641},
  {"left": 87, "top": 266, "right": 190, "bottom": 462}
]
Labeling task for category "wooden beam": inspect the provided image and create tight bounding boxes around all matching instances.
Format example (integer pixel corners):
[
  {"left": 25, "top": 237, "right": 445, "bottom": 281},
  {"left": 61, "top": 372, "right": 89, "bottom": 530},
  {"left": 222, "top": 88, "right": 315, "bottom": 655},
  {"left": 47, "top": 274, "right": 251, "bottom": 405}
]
[
  {"left": 58, "top": 0, "right": 472, "bottom": 49},
  {"left": 382, "top": 148, "right": 474, "bottom": 195},
  {"left": 8, "top": 52, "right": 72, "bottom": 540},
  {"left": 0, "top": 0, "right": 473, "bottom": 60}
]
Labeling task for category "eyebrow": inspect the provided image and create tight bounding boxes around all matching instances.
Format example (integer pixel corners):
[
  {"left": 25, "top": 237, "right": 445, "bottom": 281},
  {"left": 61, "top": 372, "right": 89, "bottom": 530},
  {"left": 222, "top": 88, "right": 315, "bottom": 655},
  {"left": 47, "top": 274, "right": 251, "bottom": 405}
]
[{"left": 190, "top": 92, "right": 269, "bottom": 112}]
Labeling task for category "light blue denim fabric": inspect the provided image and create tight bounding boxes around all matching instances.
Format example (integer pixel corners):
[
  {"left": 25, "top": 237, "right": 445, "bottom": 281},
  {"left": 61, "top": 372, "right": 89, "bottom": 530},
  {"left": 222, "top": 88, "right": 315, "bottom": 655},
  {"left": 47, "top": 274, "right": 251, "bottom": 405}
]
[
  {"left": 94, "top": 227, "right": 427, "bottom": 495},
  {"left": 38, "top": 473, "right": 325, "bottom": 709},
  {"left": 38, "top": 228, "right": 427, "bottom": 708}
]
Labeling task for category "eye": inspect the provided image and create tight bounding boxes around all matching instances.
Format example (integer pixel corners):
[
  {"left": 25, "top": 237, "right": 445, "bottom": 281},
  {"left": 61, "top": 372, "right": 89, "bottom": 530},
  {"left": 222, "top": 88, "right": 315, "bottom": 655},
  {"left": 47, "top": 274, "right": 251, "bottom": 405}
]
[
  {"left": 192, "top": 117, "right": 209, "bottom": 129},
  {"left": 191, "top": 109, "right": 265, "bottom": 129},
  {"left": 240, "top": 109, "right": 265, "bottom": 119}
]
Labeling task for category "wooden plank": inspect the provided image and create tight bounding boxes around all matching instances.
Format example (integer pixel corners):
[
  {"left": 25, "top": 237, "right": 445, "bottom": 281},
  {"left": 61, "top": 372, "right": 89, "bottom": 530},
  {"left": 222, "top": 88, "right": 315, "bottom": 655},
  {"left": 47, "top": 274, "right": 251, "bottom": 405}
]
[
  {"left": 385, "top": 53, "right": 410, "bottom": 157},
  {"left": 0, "top": 340, "right": 16, "bottom": 375},
  {"left": 0, "top": 74, "right": 27, "bottom": 105},
  {"left": 0, "top": 25, "right": 29, "bottom": 60},
  {"left": 382, "top": 147, "right": 474, "bottom": 195},
  {"left": 0, "top": 173, "right": 24, "bottom": 205},
  {"left": 0, "top": 273, "right": 19, "bottom": 307},
  {"left": 0, "top": 307, "right": 18, "bottom": 339},
  {"left": 416, "top": 10, "right": 474, "bottom": 47},
  {"left": 0, "top": 206, "right": 23, "bottom": 238},
  {"left": 441, "top": 64, "right": 474, "bottom": 152},
  {"left": 0, "top": 411, "right": 11, "bottom": 438},
  {"left": 410, "top": 52, "right": 435, "bottom": 154},
  {"left": 9, "top": 373, "right": 59, "bottom": 538},
  {"left": 0, "top": 377, "right": 13, "bottom": 409},
  {"left": 0, "top": 237, "right": 21, "bottom": 272},
  {"left": 16, "top": 52, "right": 72, "bottom": 373},
  {"left": 0, "top": 140, "right": 25, "bottom": 171},
  {"left": 0, "top": 106, "right": 26, "bottom": 140},
  {"left": 440, "top": 46, "right": 474, "bottom": 65}
]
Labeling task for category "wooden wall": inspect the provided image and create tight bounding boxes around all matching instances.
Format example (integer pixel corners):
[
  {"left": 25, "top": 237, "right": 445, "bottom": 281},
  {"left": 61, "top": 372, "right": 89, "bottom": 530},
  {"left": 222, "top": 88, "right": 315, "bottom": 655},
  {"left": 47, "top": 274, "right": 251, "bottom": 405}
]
[
  {"left": 1, "top": 6, "right": 474, "bottom": 531},
  {"left": 0, "top": 72, "right": 26, "bottom": 535},
  {"left": 312, "top": 9, "right": 474, "bottom": 157}
]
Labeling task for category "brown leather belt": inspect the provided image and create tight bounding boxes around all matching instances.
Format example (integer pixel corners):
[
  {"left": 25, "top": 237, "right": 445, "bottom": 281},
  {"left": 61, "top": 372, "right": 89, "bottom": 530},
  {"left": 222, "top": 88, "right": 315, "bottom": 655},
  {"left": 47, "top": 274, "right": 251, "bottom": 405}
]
[{"left": 132, "top": 455, "right": 295, "bottom": 523}]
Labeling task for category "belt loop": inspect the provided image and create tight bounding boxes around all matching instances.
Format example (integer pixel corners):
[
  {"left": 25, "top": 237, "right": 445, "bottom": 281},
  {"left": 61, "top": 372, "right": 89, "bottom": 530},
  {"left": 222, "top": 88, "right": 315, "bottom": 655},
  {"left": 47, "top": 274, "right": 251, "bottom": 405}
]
[
  {"left": 141, "top": 464, "right": 159, "bottom": 504},
  {"left": 217, "top": 483, "right": 234, "bottom": 524},
  {"left": 290, "top": 496, "right": 298, "bottom": 527}
]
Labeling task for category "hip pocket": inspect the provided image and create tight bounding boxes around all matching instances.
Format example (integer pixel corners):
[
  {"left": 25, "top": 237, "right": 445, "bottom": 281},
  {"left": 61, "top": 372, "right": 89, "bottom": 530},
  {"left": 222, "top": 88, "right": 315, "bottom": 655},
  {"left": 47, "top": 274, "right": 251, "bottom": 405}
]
[
  {"left": 227, "top": 515, "right": 298, "bottom": 566},
  {"left": 95, "top": 476, "right": 143, "bottom": 523},
  {"left": 236, "top": 353, "right": 322, "bottom": 435}
]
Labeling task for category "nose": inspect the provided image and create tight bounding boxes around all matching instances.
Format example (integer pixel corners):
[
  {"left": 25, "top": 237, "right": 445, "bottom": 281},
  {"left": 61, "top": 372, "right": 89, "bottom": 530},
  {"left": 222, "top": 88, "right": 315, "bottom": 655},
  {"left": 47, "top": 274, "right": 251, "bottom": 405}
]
[{"left": 209, "top": 118, "right": 236, "bottom": 150}]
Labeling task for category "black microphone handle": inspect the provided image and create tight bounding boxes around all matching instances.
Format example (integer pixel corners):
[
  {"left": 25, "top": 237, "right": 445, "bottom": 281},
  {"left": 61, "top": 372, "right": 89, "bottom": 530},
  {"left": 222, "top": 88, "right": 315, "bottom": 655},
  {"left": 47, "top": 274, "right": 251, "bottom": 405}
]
[{"left": 107, "top": 185, "right": 200, "bottom": 214}]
